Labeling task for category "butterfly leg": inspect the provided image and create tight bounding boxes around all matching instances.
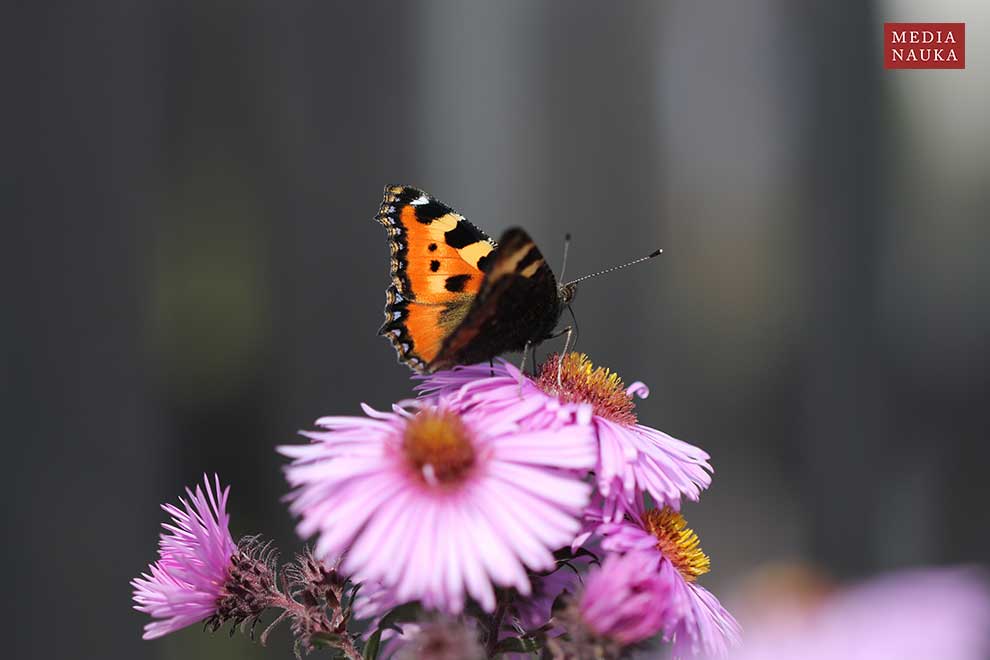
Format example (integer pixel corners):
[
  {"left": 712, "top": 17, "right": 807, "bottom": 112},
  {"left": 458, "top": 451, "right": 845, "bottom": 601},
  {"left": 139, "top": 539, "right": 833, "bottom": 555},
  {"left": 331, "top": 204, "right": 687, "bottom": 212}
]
[
  {"left": 489, "top": 358, "right": 494, "bottom": 377},
  {"left": 518, "top": 341, "right": 533, "bottom": 376},
  {"left": 545, "top": 325, "right": 574, "bottom": 341},
  {"left": 555, "top": 326, "right": 575, "bottom": 388},
  {"left": 517, "top": 341, "right": 534, "bottom": 397}
]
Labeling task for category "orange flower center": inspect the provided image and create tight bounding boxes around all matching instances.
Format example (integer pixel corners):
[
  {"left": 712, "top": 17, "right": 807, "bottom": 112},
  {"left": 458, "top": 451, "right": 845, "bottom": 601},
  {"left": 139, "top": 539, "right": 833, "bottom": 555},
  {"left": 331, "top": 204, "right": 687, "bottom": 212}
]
[
  {"left": 403, "top": 410, "right": 476, "bottom": 486},
  {"left": 643, "top": 507, "right": 710, "bottom": 582},
  {"left": 537, "top": 353, "right": 637, "bottom": 425}
]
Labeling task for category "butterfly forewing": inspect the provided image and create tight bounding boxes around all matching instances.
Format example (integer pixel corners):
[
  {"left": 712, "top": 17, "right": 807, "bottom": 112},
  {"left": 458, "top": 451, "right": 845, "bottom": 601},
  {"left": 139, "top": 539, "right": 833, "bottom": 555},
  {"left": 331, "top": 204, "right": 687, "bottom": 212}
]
[{"left": 376, "top": 186, "right": 496, "bottom": 371}]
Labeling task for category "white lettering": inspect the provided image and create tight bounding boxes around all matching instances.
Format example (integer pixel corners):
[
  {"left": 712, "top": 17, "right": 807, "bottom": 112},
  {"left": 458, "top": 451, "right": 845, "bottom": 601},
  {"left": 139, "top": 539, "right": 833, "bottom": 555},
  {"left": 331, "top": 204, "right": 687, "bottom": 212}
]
[
  {"left": 892, "top": 31, "right": 907, "bottom": 44},
  {"left": 944, "top": 31, "right": 956, "bottom": 44}
]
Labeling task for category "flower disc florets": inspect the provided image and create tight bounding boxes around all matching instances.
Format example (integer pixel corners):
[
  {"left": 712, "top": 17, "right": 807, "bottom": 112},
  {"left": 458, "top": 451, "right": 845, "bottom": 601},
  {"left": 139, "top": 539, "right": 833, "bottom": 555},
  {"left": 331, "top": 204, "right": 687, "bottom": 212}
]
[
  {"left": 643, "top": 506, "right": 710, "bottom": 582},
  {"left": 537, "top": 352, "right": 638, "bottom": 425},
  {"left": 402, "top": 409, "right": 477, "bottom": 486}
]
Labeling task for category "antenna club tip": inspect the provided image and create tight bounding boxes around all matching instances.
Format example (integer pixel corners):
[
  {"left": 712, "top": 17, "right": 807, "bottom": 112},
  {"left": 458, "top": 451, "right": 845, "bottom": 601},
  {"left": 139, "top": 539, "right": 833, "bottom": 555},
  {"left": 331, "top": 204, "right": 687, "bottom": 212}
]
[
  {"left": 565, "top": 233, "right": 572, "bottom": 241},
  {"left": 650, "top": 249, "right": 663, "bottom": 257}
]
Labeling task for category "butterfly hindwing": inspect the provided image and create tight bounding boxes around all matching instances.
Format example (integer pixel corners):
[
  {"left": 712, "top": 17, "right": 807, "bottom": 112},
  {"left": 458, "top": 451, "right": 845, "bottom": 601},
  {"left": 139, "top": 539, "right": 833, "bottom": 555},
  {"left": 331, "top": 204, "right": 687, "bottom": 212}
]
[
  {"left": 430, "top": 228, "right": 562, "bottom": 370},
  {"left": 376, "top": 186, "right": 496, "bottom": 371}
]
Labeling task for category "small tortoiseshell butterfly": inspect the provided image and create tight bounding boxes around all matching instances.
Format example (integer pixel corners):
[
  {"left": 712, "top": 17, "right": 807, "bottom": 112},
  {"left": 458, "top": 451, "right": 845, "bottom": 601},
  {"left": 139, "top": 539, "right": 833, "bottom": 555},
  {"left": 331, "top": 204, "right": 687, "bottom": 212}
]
[{"left": 375, "top": 185, "right": 576, "bottom": 373}]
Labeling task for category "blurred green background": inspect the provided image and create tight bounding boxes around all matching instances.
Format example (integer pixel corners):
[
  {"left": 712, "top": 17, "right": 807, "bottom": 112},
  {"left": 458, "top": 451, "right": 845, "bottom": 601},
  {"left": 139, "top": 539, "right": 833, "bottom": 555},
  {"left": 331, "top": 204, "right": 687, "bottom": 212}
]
[{"left": 7, "top": 1, "right": 989, "bottom": 658}]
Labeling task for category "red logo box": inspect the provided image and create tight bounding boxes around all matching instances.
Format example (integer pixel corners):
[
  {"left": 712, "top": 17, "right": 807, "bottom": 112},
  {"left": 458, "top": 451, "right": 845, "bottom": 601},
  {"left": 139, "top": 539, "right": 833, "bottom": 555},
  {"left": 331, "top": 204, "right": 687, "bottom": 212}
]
[{"left": 884, "top": 23, "right": 965, "bottom": 69}]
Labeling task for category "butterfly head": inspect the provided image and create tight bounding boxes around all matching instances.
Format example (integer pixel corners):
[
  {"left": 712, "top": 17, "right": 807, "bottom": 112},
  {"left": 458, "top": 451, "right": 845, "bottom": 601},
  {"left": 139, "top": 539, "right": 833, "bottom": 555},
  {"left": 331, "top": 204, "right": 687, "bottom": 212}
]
[{"left": 558, "top": 281, "right": 578, "bottom": 307}]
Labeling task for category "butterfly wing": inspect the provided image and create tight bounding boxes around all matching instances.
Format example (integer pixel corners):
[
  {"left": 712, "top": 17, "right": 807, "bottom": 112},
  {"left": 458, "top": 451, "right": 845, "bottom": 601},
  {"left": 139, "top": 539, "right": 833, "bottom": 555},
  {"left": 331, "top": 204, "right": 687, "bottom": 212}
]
[
  {"left": 429, "top": 227, "right": 562, "bottom": 371},
  {"left": 376, "top": 185, "right": 496, "bottom": 372}
]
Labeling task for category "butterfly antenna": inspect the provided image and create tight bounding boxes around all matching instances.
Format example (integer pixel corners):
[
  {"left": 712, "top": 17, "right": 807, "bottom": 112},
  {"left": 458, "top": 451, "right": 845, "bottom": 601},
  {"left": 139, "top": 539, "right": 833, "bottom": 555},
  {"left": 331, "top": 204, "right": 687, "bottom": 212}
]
[
  {"left": 563, "top": 249, "right": 663, "bottom": 287},
  {"left": 559, "top": 233, "right": 572, "bottom": 282}
]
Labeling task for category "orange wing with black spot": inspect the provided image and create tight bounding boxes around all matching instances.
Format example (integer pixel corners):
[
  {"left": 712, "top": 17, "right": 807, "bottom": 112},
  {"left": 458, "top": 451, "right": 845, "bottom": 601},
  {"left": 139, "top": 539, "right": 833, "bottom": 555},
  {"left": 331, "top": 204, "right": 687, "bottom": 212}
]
[{"left": 376, "top": 185, "right": 496, "bottom": 372}]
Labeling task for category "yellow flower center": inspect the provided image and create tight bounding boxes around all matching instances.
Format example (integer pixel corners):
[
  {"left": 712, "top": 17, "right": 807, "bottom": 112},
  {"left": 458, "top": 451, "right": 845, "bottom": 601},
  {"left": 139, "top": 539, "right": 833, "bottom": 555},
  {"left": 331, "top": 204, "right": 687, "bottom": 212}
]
[
  {"left": 536, "top": 353, "right": 637, "bottom": 425},
  {"left": 402, "top": 410, "right": 476, "bottom": 486},
  {"left": 643, "top": 507, "right": 710, "bottom": 582}
]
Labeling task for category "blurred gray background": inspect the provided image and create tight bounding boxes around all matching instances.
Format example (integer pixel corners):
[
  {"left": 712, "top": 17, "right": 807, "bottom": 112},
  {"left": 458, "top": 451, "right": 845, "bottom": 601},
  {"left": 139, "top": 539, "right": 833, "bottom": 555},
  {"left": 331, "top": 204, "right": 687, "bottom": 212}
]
[{"left": 7, "top": 1, "right": 989, "bottom": 658}]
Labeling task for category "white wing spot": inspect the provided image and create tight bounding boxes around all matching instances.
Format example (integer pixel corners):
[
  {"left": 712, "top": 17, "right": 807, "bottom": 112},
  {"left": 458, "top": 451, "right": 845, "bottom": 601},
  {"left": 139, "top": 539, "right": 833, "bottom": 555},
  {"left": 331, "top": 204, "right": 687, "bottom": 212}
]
[{"left": 411, "top": 195, "right": 430, "bottom": 206}]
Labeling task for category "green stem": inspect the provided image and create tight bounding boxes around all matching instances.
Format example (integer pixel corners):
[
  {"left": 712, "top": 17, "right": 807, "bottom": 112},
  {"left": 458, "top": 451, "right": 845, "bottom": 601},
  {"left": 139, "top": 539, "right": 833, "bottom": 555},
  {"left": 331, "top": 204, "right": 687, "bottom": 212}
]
[{"left": 486, "top": 592, "right": 510, "bottom": 658}]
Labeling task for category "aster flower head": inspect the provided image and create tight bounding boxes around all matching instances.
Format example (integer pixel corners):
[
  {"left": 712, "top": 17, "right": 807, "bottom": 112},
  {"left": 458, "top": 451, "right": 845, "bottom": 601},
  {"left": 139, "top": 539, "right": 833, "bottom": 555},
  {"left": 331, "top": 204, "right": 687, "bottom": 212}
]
[
  {"left": 417, "top": 354, "right": 713, "bottom": 514},
  {"left": 393, "top": 618, "right": 486, "bottom": 660},
  {"left": 131, "top": 474, "right": 239, "bottom": 639},
  {"left": 588, "top": 500, "right": 741, "bottom": 658},
  {"left": 279, "top": 394, "right": 597, "bottom": 614},
  {"left": 727, "top": 566, "right": 990, "bottom": 660},
  {"left": 575, "top": 551, "right": 673, "bottom": 646}
]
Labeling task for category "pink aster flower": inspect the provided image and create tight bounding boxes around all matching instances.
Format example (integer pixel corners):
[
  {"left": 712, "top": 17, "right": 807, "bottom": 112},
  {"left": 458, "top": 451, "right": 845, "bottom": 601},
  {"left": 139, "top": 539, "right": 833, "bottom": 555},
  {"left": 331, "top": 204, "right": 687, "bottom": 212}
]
[
  {"left": 585, "top": 499, "right": 741, "bottom": 658},
  {"left": 279, "top": 396, "right": 597, "bottom": 614},
  {"left": 131, "top": 474, "right": 238, "bottom": 640},
  {"left": 723, "top": 565, "right": 990, "bottom": 660},
  {"left": 416, "top": 354, "right": 712, "bottom": 515},
  {"left": 577, "top": 551, "right": 673, "bottom": 645},
  {"left": 391, "top": 618, "right": 486, "bottom": 660}
]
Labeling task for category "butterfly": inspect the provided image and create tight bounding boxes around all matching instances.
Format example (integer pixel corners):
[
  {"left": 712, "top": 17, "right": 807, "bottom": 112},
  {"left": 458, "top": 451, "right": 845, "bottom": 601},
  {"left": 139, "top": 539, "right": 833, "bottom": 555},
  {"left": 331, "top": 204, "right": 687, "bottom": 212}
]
[{"left": 375, "top": 185, "right": 577, "bottom": 373}]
